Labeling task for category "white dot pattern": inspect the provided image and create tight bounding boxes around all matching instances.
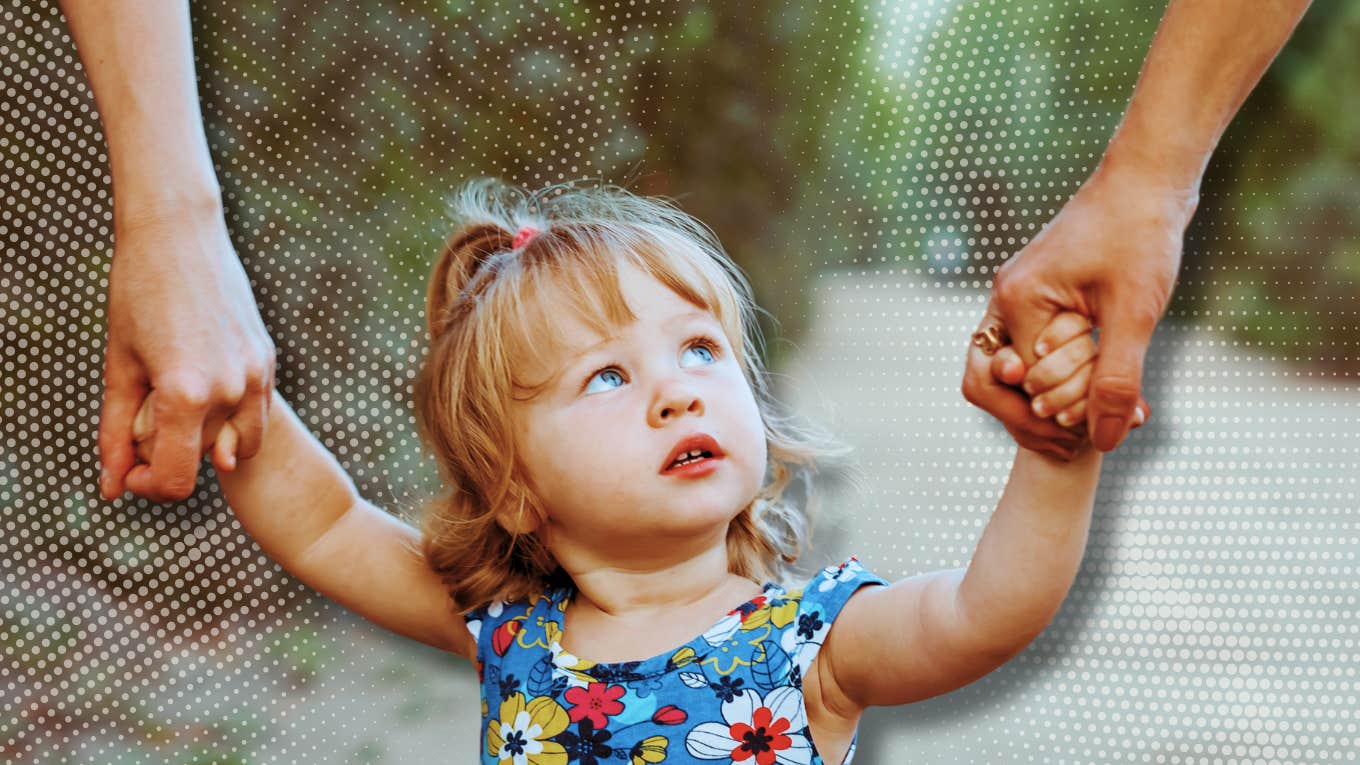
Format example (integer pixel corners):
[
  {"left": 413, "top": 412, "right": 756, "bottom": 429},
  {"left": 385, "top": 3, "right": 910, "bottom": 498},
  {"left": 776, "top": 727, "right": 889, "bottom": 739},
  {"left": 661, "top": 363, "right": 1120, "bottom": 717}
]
[{"left": 3, "top": 0, "right": 1357, "bottom": 763}]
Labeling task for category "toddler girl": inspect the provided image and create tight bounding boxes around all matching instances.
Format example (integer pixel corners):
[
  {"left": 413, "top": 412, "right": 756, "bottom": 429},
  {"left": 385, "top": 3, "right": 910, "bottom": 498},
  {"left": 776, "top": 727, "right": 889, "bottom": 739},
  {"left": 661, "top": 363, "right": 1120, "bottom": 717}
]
[{"left": 131, "top": 177, "right": 1137, "bottom": 765}]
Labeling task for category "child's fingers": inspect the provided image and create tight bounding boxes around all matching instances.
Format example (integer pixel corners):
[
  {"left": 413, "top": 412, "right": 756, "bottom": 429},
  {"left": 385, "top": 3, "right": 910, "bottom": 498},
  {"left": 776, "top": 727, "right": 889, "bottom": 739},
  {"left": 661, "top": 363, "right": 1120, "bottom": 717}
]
[
  {"left": 1023, "top": 331, "right": 1097, "bottom": 396},
  {"left": 129, "top": 391, "right": 242, "bottom": 472},
  {"left": 1031, "top": 360, "right": 1094, "bottom": 418},
  {"left": 1033, "top": 311, "right": 1093, "bottom": 358},
  {"left": 1055, "top": 398, "right": 1087, "bottom": 429},
  {"left": 989, "top": 346, "right": 1026, "bottom": 386},
  {"left": 211, "top": 422, "right": 240, "bottom": 473}
]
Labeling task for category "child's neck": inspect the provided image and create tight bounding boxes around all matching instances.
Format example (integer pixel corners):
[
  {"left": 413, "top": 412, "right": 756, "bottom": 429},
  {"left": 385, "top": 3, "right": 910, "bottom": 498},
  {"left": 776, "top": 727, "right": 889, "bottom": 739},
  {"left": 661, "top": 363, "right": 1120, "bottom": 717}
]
[{"left": 553, "top": 533, "right": 749, "bottom": 618}]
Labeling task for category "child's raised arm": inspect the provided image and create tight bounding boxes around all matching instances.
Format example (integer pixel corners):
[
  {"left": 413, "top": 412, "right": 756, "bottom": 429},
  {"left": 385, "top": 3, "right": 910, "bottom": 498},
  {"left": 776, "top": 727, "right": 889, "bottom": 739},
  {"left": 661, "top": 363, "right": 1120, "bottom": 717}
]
[
  {"left": 132, "top": 388, "right": 474, "bottom": 660},
  {"left": 800, "top": 312, "right": 1119, "bottom": 712}
]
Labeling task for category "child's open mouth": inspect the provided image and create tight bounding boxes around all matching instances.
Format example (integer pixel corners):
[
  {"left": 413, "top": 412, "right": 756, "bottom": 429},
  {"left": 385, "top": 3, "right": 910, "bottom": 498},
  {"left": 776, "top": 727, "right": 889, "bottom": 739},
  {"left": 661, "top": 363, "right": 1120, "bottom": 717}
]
[
  {"left": 659, "top": 432, "right": 725, "bottom": 477},
  {"left": 662, "top": 451, "right": 721, "bottom": 477}
]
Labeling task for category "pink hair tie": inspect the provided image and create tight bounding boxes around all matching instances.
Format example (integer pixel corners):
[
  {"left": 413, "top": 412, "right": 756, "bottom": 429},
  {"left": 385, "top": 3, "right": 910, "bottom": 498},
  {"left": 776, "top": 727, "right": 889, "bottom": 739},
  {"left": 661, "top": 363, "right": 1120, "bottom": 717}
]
[{"left": 512, "top": 225, "right": 542, "bottom": 249}]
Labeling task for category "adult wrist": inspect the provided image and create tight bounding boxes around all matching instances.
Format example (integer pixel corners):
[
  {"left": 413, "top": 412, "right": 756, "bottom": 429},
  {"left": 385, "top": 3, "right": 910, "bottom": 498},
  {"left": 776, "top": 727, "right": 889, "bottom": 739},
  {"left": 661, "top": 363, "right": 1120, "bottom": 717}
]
[
  {"left": 113, "top": 179, "right": 224, "bottom": 234},
  {"left": 1091, "top": 137, "right": 1202, "bottom": 230},
  {"left": 1095, "top": 106, "right": 1207, "bottom": 218},
  {"left": 106, "top": 125, "right": 223, "bottom": 231}
]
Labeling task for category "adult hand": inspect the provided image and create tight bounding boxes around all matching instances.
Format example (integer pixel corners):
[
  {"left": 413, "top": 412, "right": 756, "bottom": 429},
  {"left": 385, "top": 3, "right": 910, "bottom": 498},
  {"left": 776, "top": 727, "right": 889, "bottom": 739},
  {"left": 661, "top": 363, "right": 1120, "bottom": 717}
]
[
  {"left": 965, "top": 160, "right": 1196, "bottom": 453},
  {"left": 98, "top": 201, "right": 276, "bottom": 503}
]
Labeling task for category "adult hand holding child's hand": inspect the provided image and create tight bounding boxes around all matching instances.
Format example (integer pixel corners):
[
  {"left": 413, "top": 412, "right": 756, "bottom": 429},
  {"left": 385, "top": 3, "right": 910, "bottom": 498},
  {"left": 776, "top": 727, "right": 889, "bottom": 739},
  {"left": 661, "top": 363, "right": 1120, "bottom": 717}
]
[
  {"left": 963, "top": 156, "right": 1197, "bottom": 456},
  {"left": 130, "top": 388, "right": 242, "bottom": 480},
  {"left": 968, "top": 310, "right": 1147, "bottom": 461},
  {"left": 99, "top": 203, "right": 275, "bottom": 503}
]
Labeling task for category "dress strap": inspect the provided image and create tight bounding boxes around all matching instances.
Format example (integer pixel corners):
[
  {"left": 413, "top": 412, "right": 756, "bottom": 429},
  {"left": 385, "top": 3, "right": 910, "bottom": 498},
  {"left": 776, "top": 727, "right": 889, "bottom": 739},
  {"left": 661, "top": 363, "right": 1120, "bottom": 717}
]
[
  {"left": 462, "top": 589, "right": 557, "bottom": 661},
  {"left": 791, "top": 556, "right": 888, "bottom": 682}
]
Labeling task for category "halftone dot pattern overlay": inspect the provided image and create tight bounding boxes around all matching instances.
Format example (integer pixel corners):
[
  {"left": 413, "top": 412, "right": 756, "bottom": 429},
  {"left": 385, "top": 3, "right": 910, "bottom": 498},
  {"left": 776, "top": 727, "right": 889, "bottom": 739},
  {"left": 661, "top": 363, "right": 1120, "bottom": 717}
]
[{"left": 3, "top": 1, "right": 1357, "bottom": 764}]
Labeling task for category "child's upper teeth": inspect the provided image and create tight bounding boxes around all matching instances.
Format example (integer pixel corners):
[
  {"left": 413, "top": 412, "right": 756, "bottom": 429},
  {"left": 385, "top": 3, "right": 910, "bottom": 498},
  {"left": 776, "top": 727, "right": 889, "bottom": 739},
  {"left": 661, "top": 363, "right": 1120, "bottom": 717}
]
[{"left": 672, "top": 449, "right": 707, "bottom": 466}]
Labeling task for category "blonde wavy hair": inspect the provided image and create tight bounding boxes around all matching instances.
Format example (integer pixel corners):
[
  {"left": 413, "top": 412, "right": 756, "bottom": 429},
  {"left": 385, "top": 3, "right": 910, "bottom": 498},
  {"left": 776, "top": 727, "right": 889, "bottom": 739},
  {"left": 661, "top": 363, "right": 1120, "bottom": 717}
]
[{"left": 411, "top": 176, "right": 860, "bottom": 613}]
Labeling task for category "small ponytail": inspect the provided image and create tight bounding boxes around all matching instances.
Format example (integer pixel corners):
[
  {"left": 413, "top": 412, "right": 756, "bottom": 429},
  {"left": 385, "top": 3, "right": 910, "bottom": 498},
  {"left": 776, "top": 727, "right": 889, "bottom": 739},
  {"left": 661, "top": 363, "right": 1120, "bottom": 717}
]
[{"left": 425, "top": 224, "right": 515, "bottom": 342}]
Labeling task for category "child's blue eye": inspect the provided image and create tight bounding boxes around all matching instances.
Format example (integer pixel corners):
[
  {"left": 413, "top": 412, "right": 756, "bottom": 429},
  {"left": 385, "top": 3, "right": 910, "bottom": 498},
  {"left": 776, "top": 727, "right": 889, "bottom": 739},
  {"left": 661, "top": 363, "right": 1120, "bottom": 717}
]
[{"left": 583, "top": 335, "right": 721, "bottom": 395}]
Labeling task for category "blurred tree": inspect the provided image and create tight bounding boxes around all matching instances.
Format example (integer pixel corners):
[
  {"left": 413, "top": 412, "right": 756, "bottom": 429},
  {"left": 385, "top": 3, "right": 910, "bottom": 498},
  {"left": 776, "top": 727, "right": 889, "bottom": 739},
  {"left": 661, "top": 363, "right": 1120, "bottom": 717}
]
[{"left": 1199, "top": 2, "right": 1360, "bottom": 374}]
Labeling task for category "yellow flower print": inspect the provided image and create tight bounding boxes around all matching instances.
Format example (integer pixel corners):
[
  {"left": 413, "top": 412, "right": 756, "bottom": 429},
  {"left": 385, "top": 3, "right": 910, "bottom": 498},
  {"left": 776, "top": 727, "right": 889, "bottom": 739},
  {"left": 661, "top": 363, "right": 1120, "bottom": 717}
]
[
  {"left": 511, "top": 613, "right": 556, "bottom": 652},
  {"left": 703, "top": 623, "right": 775, "bottom": 676},
  {"left": 769, "top": 598, "right": 798, "bottom": 630},
  {"left": 487, "top": 691, "right": 571, "bottom": 765},
  {"left": 732, "top": 592, "right": 799, "bottom": 635},
  {"left": 630, "top": 734, "right": 669, "bottom": 764},
  {"left": 734, "top": 604, "right": 773, "bottom": 632}
]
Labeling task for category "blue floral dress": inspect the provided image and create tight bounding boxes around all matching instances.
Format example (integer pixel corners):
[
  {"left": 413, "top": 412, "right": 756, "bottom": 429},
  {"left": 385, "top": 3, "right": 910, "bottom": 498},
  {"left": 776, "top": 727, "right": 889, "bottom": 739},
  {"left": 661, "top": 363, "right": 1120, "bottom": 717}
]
[{"left": 462, "top": 556, "right": 888, "bottom": 765}]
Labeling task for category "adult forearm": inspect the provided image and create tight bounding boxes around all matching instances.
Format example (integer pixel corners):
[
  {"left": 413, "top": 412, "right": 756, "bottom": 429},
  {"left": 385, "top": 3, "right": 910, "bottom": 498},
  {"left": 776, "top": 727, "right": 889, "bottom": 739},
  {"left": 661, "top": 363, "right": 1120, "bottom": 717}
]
[
  {"left": 956, "top": 446, "right": 1104, "bottom": 647},
  {"left": 57, "top": 0, "right": 221, "bottom": 224},
  {"left": 1100, "top": 0, "right": 1313, "bottom": 193}
]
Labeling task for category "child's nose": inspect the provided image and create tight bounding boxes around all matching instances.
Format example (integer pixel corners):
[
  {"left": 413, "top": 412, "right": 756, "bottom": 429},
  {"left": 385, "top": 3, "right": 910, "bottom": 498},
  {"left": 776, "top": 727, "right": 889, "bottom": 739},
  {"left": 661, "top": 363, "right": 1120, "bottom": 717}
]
[{"left": 650, "top": 381, "right": 704, "bottom": 422}]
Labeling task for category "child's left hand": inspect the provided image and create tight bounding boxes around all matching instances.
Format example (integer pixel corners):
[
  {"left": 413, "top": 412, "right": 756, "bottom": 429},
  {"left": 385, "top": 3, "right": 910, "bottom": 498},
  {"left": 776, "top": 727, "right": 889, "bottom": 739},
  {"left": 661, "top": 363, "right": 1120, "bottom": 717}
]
[{"left": 132, "top": 389, "right": 242, "bottom": 475}]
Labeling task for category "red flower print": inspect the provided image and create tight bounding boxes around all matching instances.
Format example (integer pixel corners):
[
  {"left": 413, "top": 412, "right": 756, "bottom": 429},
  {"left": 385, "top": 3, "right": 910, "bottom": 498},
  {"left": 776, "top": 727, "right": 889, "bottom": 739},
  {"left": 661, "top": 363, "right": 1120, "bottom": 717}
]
[
  {"left": 728, "top": 706, "right": 792, "bottom": 764},
  {"left": 492, "top": 620, "right": 521, "bottom": 657},
  {"left": 652, "top": 704, "right": 687, "bottom": 725},
  {"left": 563, "top": 681, "right": 626, "bottom": 729}
]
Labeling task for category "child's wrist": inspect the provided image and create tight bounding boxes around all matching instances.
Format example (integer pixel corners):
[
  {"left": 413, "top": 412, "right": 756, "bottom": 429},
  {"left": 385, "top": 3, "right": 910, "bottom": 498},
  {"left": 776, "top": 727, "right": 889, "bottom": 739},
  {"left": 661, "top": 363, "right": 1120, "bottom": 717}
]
[{"left": 1019, "top": 436, "right": 1100, "bottom": 464}]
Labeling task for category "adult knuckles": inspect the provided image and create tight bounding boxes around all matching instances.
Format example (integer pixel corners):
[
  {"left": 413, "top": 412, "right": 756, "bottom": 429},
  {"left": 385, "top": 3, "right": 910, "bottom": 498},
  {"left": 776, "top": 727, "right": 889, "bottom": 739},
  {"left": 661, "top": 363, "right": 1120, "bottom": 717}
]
[
  {"left": 160, "top": 371, "right": 247, "bottom": 407},
  {"left": 157, "top": 375, "right": 214, "bottom": 410}
]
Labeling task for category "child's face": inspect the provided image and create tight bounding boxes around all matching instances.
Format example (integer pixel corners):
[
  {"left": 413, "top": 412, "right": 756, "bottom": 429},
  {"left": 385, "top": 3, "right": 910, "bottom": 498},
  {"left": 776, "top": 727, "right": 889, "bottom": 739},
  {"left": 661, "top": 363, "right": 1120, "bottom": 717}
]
[{"left": 510, "top": 261, "right": 768, "bottom": 562}]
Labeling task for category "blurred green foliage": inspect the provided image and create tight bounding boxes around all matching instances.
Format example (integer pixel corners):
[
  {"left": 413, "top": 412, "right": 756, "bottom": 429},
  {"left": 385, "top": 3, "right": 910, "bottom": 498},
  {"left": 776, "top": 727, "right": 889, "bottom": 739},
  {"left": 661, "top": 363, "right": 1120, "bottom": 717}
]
[{"left": 193, "top": 0, "right": 879, "bottom": 377}]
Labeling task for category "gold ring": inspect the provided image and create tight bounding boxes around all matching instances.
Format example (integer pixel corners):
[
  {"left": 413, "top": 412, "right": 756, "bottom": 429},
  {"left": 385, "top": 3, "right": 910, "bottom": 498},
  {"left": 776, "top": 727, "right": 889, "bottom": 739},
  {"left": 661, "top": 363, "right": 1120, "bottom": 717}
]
[{"left": 971, "top": 323, "right": 1007, "bottom": 356}]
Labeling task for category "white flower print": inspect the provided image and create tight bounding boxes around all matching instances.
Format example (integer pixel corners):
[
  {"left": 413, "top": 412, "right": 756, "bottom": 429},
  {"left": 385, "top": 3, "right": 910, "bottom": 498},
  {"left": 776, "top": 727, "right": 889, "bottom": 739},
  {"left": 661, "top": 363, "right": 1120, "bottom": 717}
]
[
  {"left": 465, "top": 598, "right": 507, "bottom": 642},
  {"left": 684, "top": 687, "right": 814, "bottom": 764},
  {"left": 819, "top": 558, "right": 865, "bottom": 591},
  {"left": 701, "top": 610, "right": 746, "bottom": 648}
]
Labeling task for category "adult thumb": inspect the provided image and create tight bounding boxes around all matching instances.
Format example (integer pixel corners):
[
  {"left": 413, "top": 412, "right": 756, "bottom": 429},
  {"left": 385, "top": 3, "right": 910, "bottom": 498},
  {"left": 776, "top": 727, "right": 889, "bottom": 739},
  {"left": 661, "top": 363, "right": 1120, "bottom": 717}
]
[{"left": 1088, "top": 292, "right": 1160, "bottom": 452}]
